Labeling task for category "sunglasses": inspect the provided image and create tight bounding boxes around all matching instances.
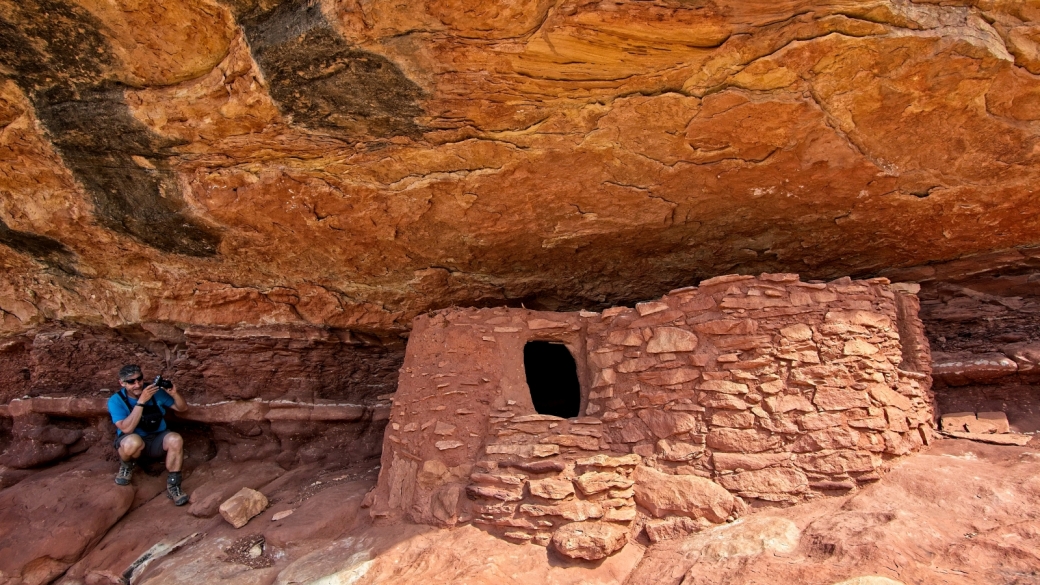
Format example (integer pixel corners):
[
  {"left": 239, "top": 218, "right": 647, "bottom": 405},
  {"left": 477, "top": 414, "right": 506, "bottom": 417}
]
[{"left": 122, "top": 376, "right": 144, "bottom": 385}]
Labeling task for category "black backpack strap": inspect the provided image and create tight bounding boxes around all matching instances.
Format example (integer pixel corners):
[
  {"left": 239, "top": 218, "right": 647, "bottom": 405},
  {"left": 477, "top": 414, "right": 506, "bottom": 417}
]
[{"left": 149, "top": 391, "right": 165, "bottom": 415}]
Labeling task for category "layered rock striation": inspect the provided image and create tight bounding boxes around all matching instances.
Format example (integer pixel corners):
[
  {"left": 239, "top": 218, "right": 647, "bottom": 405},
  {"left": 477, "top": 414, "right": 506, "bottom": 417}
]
[
  {"left": 881, "top": 251, "right": 1040, "bottom": 435},
  {"left": 0, "top": 324, "right": 400, "bottom": 470}
]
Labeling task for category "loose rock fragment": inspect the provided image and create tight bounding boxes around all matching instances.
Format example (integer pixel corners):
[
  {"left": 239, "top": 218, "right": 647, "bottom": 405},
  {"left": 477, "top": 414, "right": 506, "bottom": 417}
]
[
  {"left": 551, "top": 521, "right": 628, "bottom": 560},
  {"left": 633, "top": 465, "right": 743, "bottom": 522},
  {"left": 219, "top": 488, "right": 269, "bottom": 529}
]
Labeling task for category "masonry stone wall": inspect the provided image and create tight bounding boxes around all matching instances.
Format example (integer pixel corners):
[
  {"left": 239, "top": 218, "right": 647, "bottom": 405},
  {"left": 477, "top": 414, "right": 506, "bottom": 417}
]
[{"left": 367, "top": 273, "right": 934, "bottom": 551}]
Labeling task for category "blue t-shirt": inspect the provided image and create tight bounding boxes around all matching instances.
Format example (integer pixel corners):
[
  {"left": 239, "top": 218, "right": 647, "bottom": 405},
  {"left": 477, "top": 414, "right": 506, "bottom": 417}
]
[{"left": 108, "top": 389, "right": 175, "bottom": 436}]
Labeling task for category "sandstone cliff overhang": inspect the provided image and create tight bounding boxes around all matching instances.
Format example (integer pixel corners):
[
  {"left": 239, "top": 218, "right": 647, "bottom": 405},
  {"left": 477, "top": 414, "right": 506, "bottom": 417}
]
[{"left": 2, "top": 1, "right": 1040, "bottom": 337}]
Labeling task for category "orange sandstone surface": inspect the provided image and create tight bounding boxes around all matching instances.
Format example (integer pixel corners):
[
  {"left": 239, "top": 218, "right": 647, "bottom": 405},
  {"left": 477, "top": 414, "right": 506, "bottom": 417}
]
[{"left": 1, "top": 0, "right": 1040, "bottom": 335}]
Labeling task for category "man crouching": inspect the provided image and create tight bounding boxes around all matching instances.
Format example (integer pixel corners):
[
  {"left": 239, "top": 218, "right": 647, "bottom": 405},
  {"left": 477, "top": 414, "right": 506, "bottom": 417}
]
[{"left": 108, "top": 364, "right": 190, "bottom": 505}]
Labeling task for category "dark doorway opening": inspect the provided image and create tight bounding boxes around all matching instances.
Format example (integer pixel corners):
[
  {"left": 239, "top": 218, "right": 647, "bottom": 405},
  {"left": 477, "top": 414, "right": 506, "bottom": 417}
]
[{"left": 524, "top": 341, "right": 581, "bottom": 418}]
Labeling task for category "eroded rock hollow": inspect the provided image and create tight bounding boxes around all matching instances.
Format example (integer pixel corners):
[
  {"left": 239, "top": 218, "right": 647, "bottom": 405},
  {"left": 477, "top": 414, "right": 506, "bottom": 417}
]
[{"left": 2, "top": 0, "right": 1040, "bottom": 583}]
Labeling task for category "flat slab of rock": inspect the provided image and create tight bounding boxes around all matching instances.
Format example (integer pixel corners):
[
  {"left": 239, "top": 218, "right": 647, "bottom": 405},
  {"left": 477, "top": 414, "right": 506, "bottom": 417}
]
[
  {"left": 941, "top": 411, "right": 1012, "bottom": 434},
  {"left": 529, "top": 478, "right": 575, "bottom": 500},
  {"left": 1003, "top": 342, "right": 1040, "bottom": 373},
  {"left": 219, "top": 487, "right": 269, "bottom": 529},
  {"left": 644, "top": 516, "right": 706, "bottom": 543},
  {"left": 646, "top": 327, "right": 698, "bottom": 353},
  {"left": 943, "top": 431, "right": 1032, "bottom": 446},
  {"left": 276, "top": 523, "right": 644, "bottom": 585},
  {"left": 939, "top": 412, "right": 976, "bottom": 432},
  {"left": 0, "top": 460, "right": 134, "bottom": 584},
  {"left": 832, "top": 574, "right": 906, "bottom": 578},
  {"left": 969, "top": 412, "right": 1011, "bottom": 434},
  {"left": 265, "top": 480, "right": 368, "bottom": 548},
  {"left": 697, "top": 516, "right": 801, "bottom": 561},
  {"left": 931, "top": 352, "right": 1018, "bottom": 385}
]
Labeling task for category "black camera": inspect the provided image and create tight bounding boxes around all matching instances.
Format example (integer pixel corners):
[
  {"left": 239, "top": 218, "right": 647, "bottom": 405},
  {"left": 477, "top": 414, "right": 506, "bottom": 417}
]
[{"left": 153, "top": 375, "right": 173, "bottom": 389}]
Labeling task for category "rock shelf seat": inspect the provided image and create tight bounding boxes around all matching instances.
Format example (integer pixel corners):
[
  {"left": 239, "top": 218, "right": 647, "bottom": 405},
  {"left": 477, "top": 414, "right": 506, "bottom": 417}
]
[{"left": 367, "top": 273, "right": 935, "bottom": 553}]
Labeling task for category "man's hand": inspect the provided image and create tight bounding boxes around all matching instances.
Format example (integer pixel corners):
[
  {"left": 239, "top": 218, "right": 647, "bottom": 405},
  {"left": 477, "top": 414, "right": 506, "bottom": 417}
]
[
  {"left": 140, "top": 383, "right": 159, "bottom": 403},
  {"left": 168, "top": 382, "right": 188, "bottom": 412}
]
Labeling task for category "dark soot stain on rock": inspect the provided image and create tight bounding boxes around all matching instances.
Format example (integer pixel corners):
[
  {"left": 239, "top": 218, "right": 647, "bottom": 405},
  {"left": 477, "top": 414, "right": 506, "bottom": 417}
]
[
  {"left": 0, "top": 219, "right": 78, "bottom": 273},
  {"left": 243, "top": 0, "right": 424, "bottom": 139},
  {"left": 35, "top": 89, "right": 222, "bottom": 257},
  {"left": 0, "top": 0, "right": 113, "bottom": 92},
  {"left": 0, "top": 0, "right": 222, "bottom": 258}
]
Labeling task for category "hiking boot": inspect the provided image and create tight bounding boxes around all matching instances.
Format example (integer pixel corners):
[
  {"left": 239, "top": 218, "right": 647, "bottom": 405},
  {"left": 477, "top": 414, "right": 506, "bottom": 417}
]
[
  {"left": 115, "top": 461, "right": 134, "bottom": 486},
  {"left": 167, "top": 483, "right": 189, "bottom": 506}
]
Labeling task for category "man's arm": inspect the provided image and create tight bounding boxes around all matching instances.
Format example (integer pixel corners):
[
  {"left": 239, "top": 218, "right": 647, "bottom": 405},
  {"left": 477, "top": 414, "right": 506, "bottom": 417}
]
[
  {"left": 115, "top": 404, "right": 144, "bottom": 434},
  {"left": 167, "top": 383, "right": 188, "bottom": 412},
  {"left": 115, "top": 384, "right": 159, "bottom": 433}
]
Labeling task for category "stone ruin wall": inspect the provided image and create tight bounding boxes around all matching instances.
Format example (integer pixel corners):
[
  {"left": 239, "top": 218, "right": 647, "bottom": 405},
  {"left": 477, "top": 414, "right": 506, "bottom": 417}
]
[{"left": 368, "top": 273, "right": 935, "bottom": 548}]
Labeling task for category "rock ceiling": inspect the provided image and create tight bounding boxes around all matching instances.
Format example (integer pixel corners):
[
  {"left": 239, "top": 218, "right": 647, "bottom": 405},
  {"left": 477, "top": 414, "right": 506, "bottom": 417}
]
[{"left": 2, "top": 0, "right": 1040, "bottom": 336}]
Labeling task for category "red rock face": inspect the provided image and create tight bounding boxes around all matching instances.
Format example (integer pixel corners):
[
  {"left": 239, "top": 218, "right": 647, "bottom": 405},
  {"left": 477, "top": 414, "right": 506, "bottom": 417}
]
[
  {"left": 0, "top": 2, "right": 1037, "bottom": 472},
  {"left": 368, "top": 274, "right": 934, "bottom": 551},
  {"left": 2, "top": 1, "right": 1040, "bottom": 580},
  {"left": 901, "top": 262, "right": 1040, "bottom": 435},
  {"left": 0, "top": 324, "right": 401, "bottom": 469},
  {"left": 0, "top": 459, "right": 136, "bottom": 584}
]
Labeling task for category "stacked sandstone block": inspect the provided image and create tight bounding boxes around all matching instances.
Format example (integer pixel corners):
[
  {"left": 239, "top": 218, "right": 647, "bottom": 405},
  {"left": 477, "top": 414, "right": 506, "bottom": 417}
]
[
  {"left": 469, "top": 416, "right": 637, "bottom": 545},
  {"left": 368, "top": 273, "right": 934, "bottom": 554},
  {"left": 584, "top": 274, "right": 933, "bottom": 503}
]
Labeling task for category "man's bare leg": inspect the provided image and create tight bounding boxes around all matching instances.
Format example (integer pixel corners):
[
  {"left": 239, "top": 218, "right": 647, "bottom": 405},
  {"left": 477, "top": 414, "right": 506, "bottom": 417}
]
[
  {"left": 163, "top": 432, "right": 189, "bottom": 506},
  {"left": 115, "top": 434, "right": 144, "bottom": 485},
  {"left": 118, "top": 434, "right": 145, "bottom": 462},
  {"left": 163, "top": 432, "right": 183, "bottom": 473}
]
